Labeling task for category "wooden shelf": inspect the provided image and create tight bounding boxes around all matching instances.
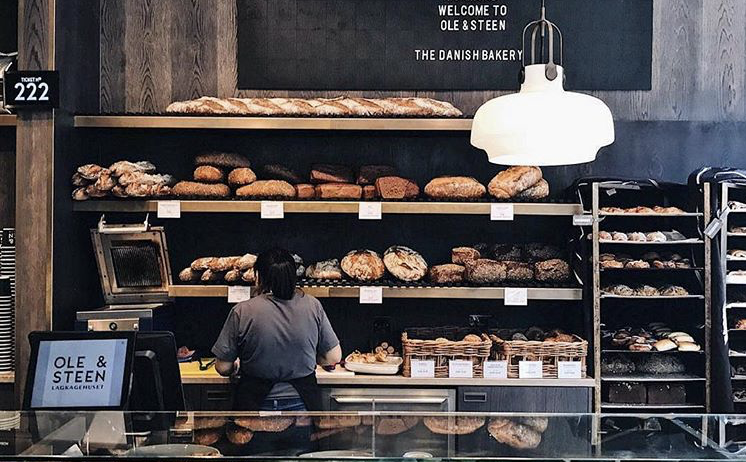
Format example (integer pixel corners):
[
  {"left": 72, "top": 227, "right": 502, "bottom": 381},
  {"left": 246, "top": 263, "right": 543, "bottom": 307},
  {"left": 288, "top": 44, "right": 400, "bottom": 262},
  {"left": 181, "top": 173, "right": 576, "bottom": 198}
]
[
  {"left": 599, "top": 212, "right": 703, "bottom": 218},
  {"left": 601, "top": 375, "right": 705, "bottom": 382},
  {"left": 0, "top": 115, "right": 16, "bottom": 127},
  {"left": 599, "top": 239, "right": 704, "bottom": 245},
  {"left": 168, "top": 285, "right": 583, "bottom": 301},
  {"left": 73, "top": 200, "right": 583, "bottom": 216},
  {"left": 600, "top": 294, "right": 704, "bottom": 300},
  {"left": 73, "top": 115, "right": 473, "bottom": 131},
  {"left": 601, "top": 403, "right": 705, "bottom": 410}
]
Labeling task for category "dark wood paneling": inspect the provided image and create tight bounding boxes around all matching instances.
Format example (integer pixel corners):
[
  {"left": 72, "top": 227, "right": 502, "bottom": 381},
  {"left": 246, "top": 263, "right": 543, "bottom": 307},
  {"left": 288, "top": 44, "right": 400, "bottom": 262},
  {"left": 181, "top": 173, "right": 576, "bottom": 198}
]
[
  {"left": 15, "top": 0, "right": 55, "bottom": 406},
  {"left": 100, "top": 0, "right": 126, "bottom": 111},
  {"left": 99, "top": 0, "right": 746, "bottom": 121}
]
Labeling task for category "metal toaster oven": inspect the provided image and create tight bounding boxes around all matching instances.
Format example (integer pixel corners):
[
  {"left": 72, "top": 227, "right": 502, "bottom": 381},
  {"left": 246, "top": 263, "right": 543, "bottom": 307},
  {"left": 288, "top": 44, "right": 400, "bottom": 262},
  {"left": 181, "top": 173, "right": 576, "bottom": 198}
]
[{"left": 77, "top": 215, "right": 174, "bottom": 332}]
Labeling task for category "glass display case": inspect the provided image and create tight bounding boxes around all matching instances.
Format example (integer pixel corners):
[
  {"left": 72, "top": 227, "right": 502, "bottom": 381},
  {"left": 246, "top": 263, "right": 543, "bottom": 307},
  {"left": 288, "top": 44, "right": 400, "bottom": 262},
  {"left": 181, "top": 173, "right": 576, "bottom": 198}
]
[{"left": 0, "top": 411, "right": 743, "bottom": 460}]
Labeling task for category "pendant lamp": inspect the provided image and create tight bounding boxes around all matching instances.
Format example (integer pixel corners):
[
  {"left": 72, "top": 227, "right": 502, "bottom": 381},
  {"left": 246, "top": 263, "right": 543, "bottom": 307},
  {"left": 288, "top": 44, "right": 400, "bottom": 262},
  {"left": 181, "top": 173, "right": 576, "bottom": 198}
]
[{"left": 470, "top": 0, "right": 614, "bottom": 166}]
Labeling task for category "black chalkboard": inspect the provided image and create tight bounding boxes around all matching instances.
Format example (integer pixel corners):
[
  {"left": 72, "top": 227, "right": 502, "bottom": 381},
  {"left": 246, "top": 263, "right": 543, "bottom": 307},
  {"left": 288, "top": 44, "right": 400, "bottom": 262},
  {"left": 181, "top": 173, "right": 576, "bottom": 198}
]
[{"left": 237, "top": 0, "right": 652, "bottom": 91}]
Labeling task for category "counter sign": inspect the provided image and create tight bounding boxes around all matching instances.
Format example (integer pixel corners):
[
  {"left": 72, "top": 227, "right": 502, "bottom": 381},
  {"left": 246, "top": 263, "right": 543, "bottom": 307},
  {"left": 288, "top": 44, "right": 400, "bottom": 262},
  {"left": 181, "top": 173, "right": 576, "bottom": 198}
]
[{"left": 3, "top": 71, "right": 59, "bottom": 109}]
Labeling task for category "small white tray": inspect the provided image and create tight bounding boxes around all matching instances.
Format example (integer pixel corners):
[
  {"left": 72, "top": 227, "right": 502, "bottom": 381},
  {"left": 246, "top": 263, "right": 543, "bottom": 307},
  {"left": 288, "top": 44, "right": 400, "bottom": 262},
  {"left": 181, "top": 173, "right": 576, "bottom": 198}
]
[{"left": 344, "top": 355, "right": 403, "bottom": 375}]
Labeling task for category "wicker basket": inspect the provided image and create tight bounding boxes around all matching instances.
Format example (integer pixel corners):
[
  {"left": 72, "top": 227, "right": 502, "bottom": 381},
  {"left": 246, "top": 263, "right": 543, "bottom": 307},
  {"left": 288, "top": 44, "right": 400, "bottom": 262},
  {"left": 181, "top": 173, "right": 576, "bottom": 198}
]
[
  {"left": 402, "top": 330, "right": 492, "bottom": 378},
  {"left": 489, "top": 334, "right": 588, "bottom": 379}
]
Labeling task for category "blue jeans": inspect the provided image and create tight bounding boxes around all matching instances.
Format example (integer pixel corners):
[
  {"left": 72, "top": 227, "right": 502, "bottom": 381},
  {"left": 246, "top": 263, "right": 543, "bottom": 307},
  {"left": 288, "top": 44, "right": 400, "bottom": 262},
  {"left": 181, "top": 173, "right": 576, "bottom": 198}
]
[{"left": 259, "top": 397, "right": 306, "bottom": 411}]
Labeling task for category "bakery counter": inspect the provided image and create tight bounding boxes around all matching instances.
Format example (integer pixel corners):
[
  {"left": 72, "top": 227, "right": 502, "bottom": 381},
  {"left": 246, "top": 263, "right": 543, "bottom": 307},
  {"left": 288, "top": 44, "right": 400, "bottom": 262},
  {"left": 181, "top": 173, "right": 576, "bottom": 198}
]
[
  {"left": 178, "top": 363, "right": 594, "bottom": 387},
  {"left": 72, "top": 199, "right": 583, "bottom": 216},
  {"left": 169, "top": 284, "right": 583, "bottom": 300},
  {"left": 73, "top": 115, "right": 473, "bottom": 131}
]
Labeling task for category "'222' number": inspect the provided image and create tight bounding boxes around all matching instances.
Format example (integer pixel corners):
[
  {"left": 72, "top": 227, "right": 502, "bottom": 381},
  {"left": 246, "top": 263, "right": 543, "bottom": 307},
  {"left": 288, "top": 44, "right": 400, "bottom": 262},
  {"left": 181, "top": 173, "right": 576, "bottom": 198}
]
[{"left": 13, "top": 82, "right": 50, "bottom": 102}]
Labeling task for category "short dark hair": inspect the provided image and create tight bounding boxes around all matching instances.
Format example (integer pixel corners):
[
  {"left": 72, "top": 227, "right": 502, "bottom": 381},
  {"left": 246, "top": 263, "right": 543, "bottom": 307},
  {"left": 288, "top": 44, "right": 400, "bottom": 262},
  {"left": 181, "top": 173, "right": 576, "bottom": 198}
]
[{"left": 254, "top": 248, "right": 297, "bottom": 300}]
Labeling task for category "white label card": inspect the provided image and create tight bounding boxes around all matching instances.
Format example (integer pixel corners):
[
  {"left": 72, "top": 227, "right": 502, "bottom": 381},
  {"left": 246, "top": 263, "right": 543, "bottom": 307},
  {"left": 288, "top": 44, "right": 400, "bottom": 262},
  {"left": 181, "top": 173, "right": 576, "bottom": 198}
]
[
  {"left": 483, "top": 361, "right": 508, "bottom": 379},
  {"left": 410, "top": 360, "right": 435, "bottom": 378},
  {"left": 518, "top": 361, "right": 543, "bottom": 379},
  {"left": 572, "top": 214, "right": 593, "bottom": 226},
  {"left": 157, "top": 201, "right": 181, "bottom": 219},
  {"left": 359, "top": 202, "right": 382, "bottom": 220},
  {"left": 359, "top": 286, "right": 383, "bottom": 304},
  {"left": 261, "top": 201, "right": 284, "bottom": 219},
  {"left": 227, "top": 286, "right": 251, "bottom": 303},
  {"left": 558, "top": 361, "right": 582, "bottom": 379},
  {"left": 491, "top": 203, "right": 514, "bottom": 221},
  {"left": 504, "top": 287, "right": 528, "bottom": 306},
  {"left": 448, "top": 360, "right": 473, "bottom": 378}
]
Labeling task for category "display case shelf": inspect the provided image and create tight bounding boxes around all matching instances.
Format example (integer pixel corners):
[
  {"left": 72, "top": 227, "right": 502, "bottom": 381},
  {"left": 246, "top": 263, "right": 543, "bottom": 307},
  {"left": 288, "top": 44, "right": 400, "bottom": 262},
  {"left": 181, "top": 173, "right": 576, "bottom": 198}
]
[
  {"left": 72, "top": 200, "right": 583, "bottom": 216},
  {"left": 598, "top": 212, "right": 703, "bottom": 218},
  {"left": 600, "top": 375, "right": 706, "bottom": 382},
  {"left": 73, "top": 115, "right": 473, "bottom": 131},
  {"left": 168, "top": 284, "right": 583, "bottom": 300},
  {"left": 0, "top": 115, "right": 16, "bottom": 126},
  {"left": 599, "top": 240, "right": 704, "bottom": 245},
  {"left": 600, "top": 403, "right": 705, "bottom": 410},
  {"left": 601, "top": 349, "right": 704, "bottom": 355},
  {"left": 600, "top": 294, "right": 705, "bottom": 300}
]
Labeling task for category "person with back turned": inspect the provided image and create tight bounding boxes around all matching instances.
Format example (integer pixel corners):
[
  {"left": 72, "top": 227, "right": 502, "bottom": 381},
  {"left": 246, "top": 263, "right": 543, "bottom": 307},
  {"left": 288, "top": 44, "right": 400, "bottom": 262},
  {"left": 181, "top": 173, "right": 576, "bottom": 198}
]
[{"left": 212, "top": 248, "right": 342, "bottom": 411}]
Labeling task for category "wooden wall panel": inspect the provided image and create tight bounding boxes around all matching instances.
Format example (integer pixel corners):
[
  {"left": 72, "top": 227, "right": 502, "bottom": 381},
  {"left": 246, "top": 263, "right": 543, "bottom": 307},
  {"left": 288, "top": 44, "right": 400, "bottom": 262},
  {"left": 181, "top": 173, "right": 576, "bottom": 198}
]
[
  {"left": 0, "top": 150, "right": 15, "bottom": 229},
  {"left": 99, "top": 0, "right": 746, "bottom": 120}
]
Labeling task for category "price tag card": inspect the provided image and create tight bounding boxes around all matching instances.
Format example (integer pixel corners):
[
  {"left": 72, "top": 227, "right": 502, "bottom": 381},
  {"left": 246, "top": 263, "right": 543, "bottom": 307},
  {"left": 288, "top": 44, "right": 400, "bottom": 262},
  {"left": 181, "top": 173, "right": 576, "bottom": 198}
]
[
  {"left": 572, "top": 214, "right": 593, "bottom": 226},
  {"left": 491, "top": 203, "right": 514, "bottom": 221},
  {"left": 504, "top": 287, "right": 528, "bottom": 306},
  {"left": 448, "top": 360, "right": 473, "bottom": 378},
  {"left": 359, "top": 286, "right": 383, "bottom": 304},
  {"left": 518, "top": 361, "right": 543, "bottom": 379},
  {"left": 483, "top": 361, "right": 508, "bottom": 379},
  {"left": 227, "top": 286, "right": 252, "bottom": 303},
  {"left": 558, "top": 361, "right": 582, "bottom": 379},
  {"left": 410, "top": 360, "right": 435, "bottom": 378},
  {"left": 259, "top": 411, "right": 282, "bottom": 417},
  {"left": 261, "top": 201, "right": 284, "bottom": 219},
  {"left": 157, "top": 201, "right": 181, "bottom": 218},
  {"left": 359, "top": 202, "right": 382, "bottom": 220}
]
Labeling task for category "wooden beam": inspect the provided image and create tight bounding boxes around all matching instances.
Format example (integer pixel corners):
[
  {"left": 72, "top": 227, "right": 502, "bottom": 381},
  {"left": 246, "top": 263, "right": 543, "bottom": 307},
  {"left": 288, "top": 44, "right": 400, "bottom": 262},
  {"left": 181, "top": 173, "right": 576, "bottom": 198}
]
[{"left": 15, "top": 0, "right": 55, "bottom": 406}]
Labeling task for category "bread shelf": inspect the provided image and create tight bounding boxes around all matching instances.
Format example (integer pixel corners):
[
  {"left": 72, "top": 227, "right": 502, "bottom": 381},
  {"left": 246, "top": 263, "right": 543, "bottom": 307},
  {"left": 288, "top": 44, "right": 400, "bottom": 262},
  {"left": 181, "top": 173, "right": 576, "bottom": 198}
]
[
  {"left": 727, "top": 303, "right": 746, "bottom": 309},
  {"left": 168, "top": 284, "right": 583, "bottom": 300},
  {"left": 728, "top": 233, "right": 746, "bottom": 238},
  {"left": 72, "top": 200, "right": 583, "bottom": 216},
  {"left": 600, "top": 294, "right": 704, "bottom": 300},
  {"left": 599, "top": 212, "right": 703, "bottom": 218},
  {"left": 599, "top": 240, "right": 704, "bottom": 245},
  {"left": 600, "top": 403, "right": 705, "bottom": 410},
  {"left": 601, "top": 349, "right": 704, "bottom": 355},
  {"left": 601, "top": 375, "right": 706, "bottom": 382},
  {"left": 0, "top": 115, "right": 16, "bottom": 127},
  {"left": 73, "top": 115, "right": 473, "bottom": 131}
]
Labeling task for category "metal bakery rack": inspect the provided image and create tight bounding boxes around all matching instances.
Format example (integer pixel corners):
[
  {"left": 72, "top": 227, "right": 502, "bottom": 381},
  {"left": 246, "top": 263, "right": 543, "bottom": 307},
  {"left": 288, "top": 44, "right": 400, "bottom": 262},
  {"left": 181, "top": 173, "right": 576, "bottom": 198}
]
[{"left": 584, "top": 181, "right": 712, "bottom": 417}]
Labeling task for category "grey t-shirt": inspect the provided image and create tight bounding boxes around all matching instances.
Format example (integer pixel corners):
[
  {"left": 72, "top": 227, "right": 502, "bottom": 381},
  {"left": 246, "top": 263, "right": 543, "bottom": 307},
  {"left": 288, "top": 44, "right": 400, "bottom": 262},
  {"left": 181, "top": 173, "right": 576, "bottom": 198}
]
[{"left": 212, "top": 291, "right": 339, "bottom": 395}]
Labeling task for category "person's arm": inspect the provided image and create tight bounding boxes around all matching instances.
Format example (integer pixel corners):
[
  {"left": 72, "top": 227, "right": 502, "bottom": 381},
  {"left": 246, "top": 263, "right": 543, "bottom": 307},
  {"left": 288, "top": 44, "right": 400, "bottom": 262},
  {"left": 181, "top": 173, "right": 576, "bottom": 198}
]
[
  {"left": 317, "top": 344, "right": 342, "bottom": 366},
  {"left": 212, "top": 307, "right": 242, "bottom": 377}
]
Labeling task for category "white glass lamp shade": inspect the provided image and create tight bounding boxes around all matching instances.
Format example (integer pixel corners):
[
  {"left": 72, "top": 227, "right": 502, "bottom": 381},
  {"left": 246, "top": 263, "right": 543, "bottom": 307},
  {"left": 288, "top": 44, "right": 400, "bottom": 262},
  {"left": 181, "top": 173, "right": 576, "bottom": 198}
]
[{"left": 471, "top": 64, "right": 615, "bottom": 166}]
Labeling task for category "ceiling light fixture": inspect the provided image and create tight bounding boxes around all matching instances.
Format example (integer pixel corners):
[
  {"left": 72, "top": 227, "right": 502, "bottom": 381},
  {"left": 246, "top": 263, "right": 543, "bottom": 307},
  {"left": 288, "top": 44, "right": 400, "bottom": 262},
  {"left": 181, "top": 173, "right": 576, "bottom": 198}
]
[{"left": 470, "top": 0, "right": 615, "bottom": 166}]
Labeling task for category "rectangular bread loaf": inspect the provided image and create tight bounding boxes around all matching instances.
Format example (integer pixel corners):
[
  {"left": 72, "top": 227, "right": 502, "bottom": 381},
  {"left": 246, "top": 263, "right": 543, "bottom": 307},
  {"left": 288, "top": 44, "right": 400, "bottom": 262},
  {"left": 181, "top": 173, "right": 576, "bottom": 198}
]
[{"left": 315, "top": 183, "right": 363, "bottom": 199}]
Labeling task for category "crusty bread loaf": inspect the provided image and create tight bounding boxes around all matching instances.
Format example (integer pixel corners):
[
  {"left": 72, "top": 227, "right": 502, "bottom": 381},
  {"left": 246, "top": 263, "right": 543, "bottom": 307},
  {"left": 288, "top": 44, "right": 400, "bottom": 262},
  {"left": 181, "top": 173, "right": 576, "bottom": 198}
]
[
  {"left": 452, "top": 247, "right": 481, "bottom": 265},
  {"left": 310, "top": 164, "right": 354, "bottom": 184},
  {"left": 504, "top": 261, "right": 535, "bottom": 281},
  {"left": 235, "top": 253, "right": 257, "bottom": 271},
  {"left": 235, "top": 180, "right": 296, "bottom": 198},
  {"left": 193, "top": 416, "right": 228, "bottom": 430},
  {"left": 357, "top": 165, "right": 397, "bottom": 185},
  {"left": 534, "top": 259, "right": 570, "bottom": 281},
  {"left": 295, "top": 183, "right": 315, "bottom": 199},
  {"left": 488, "top": 166, "right": 543, "bottom": 199},
  {"left": 233, "top": 416, "right": 294, "bottom": 432},
  {"left": 424, "top": 416, "right": 485, "bottom": 435},
  {"left": 179, "top": 267, "right": 201, "bottom": 282},
  {"left": 424, "top": 177, "right": 486, "bottom": 199},
  {"left": 428, "top": 264, "right": 465, "bottom": 284},
  {"left": 166, "top": 96, "right": 463, "bottom": 117},
  {"left": 315, "top": 183, "right": 363, "bottom": 199},
  {"left": 262, "top": 164, "right": 305, "bottom": 184},
  {"left": 341, "top": 250, "right": 386, "bottom": 282},
  {"left": 227, "top": 168, "right": 257, "bottom": 187},
  {"left": 191, "top": 257, "right": 217, "bottom": 271},
  {"left": 375, "top": 416, "right": 420, "bottom": 435},
  {"left": 465, "top": 259, "right": 507, "bottom": 284},
  {"left": 383, "top": 246, "right": 428, "bottom": 282},
  {"left": 362, "top": 185, "right": 379, "bottom": 200},
  {"left": 208, "top": 256, "right": 241, "bottom": 272},
  {"left": 375, "top": 176, "right": 419, "bottom": 199},
  {"left": 194, "top": 165, "right": 225, "bottom": 183},
  {"left": 226, "top": 423, "right": 253, "bottom": 445},
  {"left": 305, "top": 259, "right": 343, "bottom": 280},
  {"left": 487, "top": 419, "right": 542, "bottom": 449},
  {"left": 193, "top": 428, "right": 222, "bottom": 446},
  {"left": 109, "top": 160, "right": 156, "bottom": 177},
  {"left": 194, "top": 152, "right": 251, "bottom": 169},
  {"left": 515, "top": 178, "right": 549, "bottom": 199},
  {"left": 172, "top": 181, "right": 230, "bottom": 198}
]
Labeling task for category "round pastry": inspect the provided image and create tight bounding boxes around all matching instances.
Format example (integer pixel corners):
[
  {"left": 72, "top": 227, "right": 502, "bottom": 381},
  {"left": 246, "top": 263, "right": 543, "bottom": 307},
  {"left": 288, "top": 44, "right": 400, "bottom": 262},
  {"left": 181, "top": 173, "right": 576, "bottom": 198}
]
[
  {"left": 653, "top": 339, "right": 677, "bottom": 352},
  {"left": 383, "top": 246, "right": 428, "bottom": 282},
  {"left": 234, "top": 416, "right": 295, "bottom": 432},
  {"left": 627, "top": 232, "right": 647, "bottom": 242},
  {"left": 625, "top": 260, "right": 650, "bottom": 269},
  {"left": 226, "top": 423, "right": 254, "bottom": 445},
  {"left": 427, "top": 264, "right": 465, "bottom": 284},
  {"left": 193, "top": 428, "right": 222, "bottom": 446},
  {"left": 612, "top": 232, "right": 628, "bottom": 241},
  {"left": 629, "top": 343, "right": 653, "bottom": 352},
  {"left": 178, "top": 267, "right": 201, "bottom": 282},
  {"left": 487, "top": 419, "right": 542, "bottom": 449},
  {"left": 194, "top": 165, "right": 225, "bottom": 183},
  {"left": 634, "top": 285, "right": 660, "bottom": 296},
  {"left": 646, "top": 231, "right": 667, "bottom": 242},
  {"left": 463, "top": 334, "right": 483, "bottom": 343},
  {"left": 676, "top": 341, "right": 701, "bottom": 352},
  {"left": 452, "top": 247, "right": 481, "bottom": 265},
  {"left": 375, "top": 416, "right": 420, "bottom": 435},
  {"left": 423, "top": 416, "right": 485, "bottom": 435},
  {"left": 464, "top": 259, "right": 507, "bottom": 284},
  {"left": 227, "top": 167, "right": 257, "bottom": 187},
  {"left": 340, "top": 249, "right": 386, "bottom": 282}
]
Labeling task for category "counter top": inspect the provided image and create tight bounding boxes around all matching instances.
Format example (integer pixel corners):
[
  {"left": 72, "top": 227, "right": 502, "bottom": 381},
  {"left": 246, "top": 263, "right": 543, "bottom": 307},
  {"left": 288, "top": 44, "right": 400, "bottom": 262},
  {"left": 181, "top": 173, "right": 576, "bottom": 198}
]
[{"left": 178, "top": 363, "right": 594, "bottom": 388}]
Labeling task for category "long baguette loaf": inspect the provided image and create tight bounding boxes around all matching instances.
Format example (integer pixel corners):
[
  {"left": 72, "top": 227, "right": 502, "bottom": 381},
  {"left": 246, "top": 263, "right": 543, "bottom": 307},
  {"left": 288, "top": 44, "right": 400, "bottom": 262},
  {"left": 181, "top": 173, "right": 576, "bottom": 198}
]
[{"left": 166, "top": 96, "right": 462, "bottom": 117}]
